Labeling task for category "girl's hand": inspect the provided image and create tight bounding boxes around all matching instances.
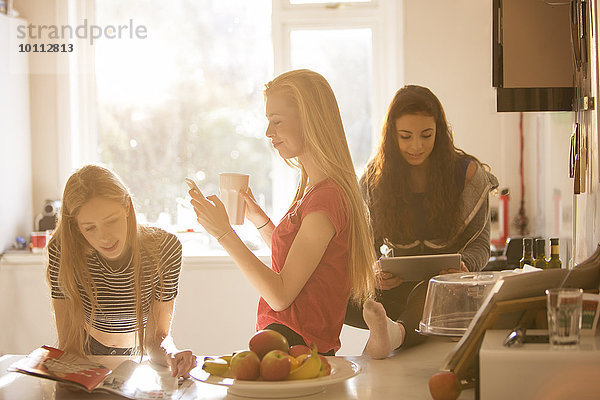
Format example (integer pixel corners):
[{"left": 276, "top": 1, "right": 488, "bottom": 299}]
[
  {"left": 189, "top": 189, "right": 232, "bottom": 238},
  {"left": 166, "top": 350, "right": 197, "bottom": 379},
  {"left": 240, "top": 187, "right": 269, "bottom": 228},
  {"left": 374, "top": 261, "right": 404, "bottom": 290},
  {"left": 439, "top": 261, "right": 469, "bottom": 275}
]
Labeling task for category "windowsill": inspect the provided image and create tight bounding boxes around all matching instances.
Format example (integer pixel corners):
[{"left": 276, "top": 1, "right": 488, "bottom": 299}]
[
  {"left": 182, "top": 254, "right": 271, "bottom": 269},
  {"left": 0, "top": 250, "right": 271, "bottom": 269}
]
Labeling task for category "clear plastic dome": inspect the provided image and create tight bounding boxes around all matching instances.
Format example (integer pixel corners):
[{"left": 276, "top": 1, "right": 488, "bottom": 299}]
[{"left": 418, "top": 272, "right": 509, "bottom": 337}]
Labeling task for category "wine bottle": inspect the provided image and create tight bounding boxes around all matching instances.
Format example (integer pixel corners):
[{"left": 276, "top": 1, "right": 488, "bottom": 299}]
[
  {"left": 547, "top": 237, "right": 562, "bottom": 269},
  {"left": 520, "top": 238, "right": 534, "bottom": 267},
  {"left": 534, "top": 238, "right": 547, "bottom": 269}
]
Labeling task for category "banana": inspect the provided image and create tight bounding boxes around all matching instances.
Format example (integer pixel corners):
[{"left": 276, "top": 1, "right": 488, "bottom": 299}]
[
  {"left": 202, "top": 357, "right": 230, "bottom": 376},
  {"left": 221, "top": 355, "right": 233, "bottom": 364},
  {"left": 287, "top": 345, "right": 321, "bottom": 380}
]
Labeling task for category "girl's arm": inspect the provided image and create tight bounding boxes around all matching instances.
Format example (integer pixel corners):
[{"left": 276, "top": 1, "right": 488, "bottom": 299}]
[
  {"left": 240, "top": 188, "right": 274, "bottom": 249},
  {"left": 460, "top": 161, "right": 491, "bottom": 271},
  {"left": 461, "top": 217, "right": 492, "bottom": 271},
  {"left": 192, "top": 188, "right": 335, "bottom": 311},
  {"left": 219, "top": 210, "right": 335, "bottom": 311},
  {"left": 51, "top": 298, "right": 71, "bottom": 350},
  {"left": 145, "top": 299, "right": 196, "bottom": 378}
]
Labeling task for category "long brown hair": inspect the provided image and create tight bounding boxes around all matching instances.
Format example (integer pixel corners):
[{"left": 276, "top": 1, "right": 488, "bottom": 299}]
[
  {"left": 265, "top": 69, "right": 376, "bottom": 304},
  {"left": 362, "top": 85, "right": 480, "bottom": 247},
  {"left": 47, "top": 164, "right": 164, "bottom": 356}
]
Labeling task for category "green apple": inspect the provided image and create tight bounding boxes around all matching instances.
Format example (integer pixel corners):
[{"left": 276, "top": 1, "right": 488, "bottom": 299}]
[
  {"left": 260, "top": 350, "right": 291, "bottom": 381},
  {"left": 230, "top": 350, "right": 260, "bottom": 381}
]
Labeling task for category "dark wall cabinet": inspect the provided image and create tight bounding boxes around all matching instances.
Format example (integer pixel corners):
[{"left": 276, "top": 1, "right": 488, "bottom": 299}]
[{"left": 493, "top": 0, "right": 577, "bottom": 112}]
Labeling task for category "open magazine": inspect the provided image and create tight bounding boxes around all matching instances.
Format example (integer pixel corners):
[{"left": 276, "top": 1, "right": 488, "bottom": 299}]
[{"left": 9, "top": 345, "right": 192, "bottom": 400}]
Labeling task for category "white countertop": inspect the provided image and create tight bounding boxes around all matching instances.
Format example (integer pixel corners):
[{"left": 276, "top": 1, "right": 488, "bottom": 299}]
[{"left": 0, "top": 337, "right": 474, "bottom": 399}]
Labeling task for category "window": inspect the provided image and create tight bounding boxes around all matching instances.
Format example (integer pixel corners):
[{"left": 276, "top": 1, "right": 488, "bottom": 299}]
[
  {"left": 91, "top": 0, "right": 399, "bottom": 256},
  {"left": 270, "top": 0, "right": 400, "bottom": 216},
  {"left": 94, "top": 0, "right": 273, "bottom": 255}
]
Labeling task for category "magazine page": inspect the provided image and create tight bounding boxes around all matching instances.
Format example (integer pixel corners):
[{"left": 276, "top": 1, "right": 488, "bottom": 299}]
[
  {"left": 99, "top": 360, "right": 192, "bottom": 400},
  {"left": 9, "top": 346, "right": 111, "bottom": 392}
]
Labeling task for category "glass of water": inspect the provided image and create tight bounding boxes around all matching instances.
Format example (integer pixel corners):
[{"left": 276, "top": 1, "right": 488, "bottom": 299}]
[{"left": 546, "top": 288, "right": 583, "bottom": 347}]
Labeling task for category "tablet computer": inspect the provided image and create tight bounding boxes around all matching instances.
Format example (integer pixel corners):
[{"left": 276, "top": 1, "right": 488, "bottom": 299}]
[{"left": 379, "top": 253, "right": 461, "bottom": 281}]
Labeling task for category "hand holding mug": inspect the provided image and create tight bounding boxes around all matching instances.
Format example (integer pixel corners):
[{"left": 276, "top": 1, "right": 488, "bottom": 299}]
[{"left": 240, "top": 187, "right": 269, "bottom": 227}]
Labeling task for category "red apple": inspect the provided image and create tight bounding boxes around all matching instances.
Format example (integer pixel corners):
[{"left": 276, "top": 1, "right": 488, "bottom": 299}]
[
  {"left": 249, "top": 329, "right": 289, "bottom": 359},
  {"left": 230, "top": 350, "right": 260, "bottom": 381},
  {"left": 317, "top": 355, "right": 331, "bottom": 377},
  {"left": 428, "top": 371, "right": 461, "bottom": 400},
  {"left": 288, "top": 344, "right": 311, "bottom": 358},
  {"left": 260, "top": 350, "right": 291, "bottom": 381}
]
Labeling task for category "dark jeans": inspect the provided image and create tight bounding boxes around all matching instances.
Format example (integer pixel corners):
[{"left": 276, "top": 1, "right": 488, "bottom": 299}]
[
  {"left": 264, "top": 323, "right": 335, "bottom": 356},
  {"left": 344, "top": 281, "right": 429, "bottom": 349},
  {"left": 86, "top": 334, "right": 137, "bottom": 355}
]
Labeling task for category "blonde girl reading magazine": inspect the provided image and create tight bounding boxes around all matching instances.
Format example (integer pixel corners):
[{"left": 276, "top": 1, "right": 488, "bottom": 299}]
[{"left": 47, "top": 164, "right": 196, "bottom": 378}]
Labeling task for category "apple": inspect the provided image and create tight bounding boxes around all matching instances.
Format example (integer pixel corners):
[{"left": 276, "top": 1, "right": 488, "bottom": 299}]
[
  {"left": 230, "top": 350, "right": 260, "bottom": 381},
  {"left": 317, "top": 355, "right": 331, "bottom": 377},
  {"left": 260, "top": 350, "right": 291, "bottom": 381},
  {"left": 249, "top": 329, "right": 289, "bottom": 359},
  {"left": 288, "top": 344, "right": 311, "bottom": 358},
  {"left": 428, "top": 371, "right": 461, "bottom": 400}
]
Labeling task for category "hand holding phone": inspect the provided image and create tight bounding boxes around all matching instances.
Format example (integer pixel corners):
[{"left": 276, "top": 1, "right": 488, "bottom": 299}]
[{"left": 185, "top": 178, "right": 205, "bottom": 199}]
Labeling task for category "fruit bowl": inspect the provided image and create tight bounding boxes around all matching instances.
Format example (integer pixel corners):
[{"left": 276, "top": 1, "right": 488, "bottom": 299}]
[{"left": 190, "top": 356, "right": 360, "bottom": 398}]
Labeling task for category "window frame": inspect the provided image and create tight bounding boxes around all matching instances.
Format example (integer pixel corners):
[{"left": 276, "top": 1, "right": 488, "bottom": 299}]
[{"left": 270, "top": 0, "right": 403, "bottom": 217}]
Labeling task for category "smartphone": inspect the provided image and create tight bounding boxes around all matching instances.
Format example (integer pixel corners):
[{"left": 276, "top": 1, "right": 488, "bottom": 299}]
[{"left": 184, "top": 178, "right": 204, "bottom": 198}]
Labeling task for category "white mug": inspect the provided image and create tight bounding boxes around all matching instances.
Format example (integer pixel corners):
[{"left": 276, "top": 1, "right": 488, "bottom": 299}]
[{"left": 219, "top": 173, "right": 249, "bottom": 225}]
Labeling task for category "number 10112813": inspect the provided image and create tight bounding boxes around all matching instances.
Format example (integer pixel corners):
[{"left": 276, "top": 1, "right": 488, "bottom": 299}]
[{"left": 19, "top": 43, "right": 73, "bottom": 52}]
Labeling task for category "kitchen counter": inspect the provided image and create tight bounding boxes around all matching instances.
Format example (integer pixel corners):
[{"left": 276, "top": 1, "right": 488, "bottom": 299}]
[{"left": 0, "top": 337, "right": 474, "bottom": 399}]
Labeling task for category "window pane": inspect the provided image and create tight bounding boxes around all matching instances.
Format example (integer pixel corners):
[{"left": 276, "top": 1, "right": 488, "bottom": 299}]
[
  {"left": 290, "top": 28, "right": 373, "bottom": 169},
  {"left": 95, "top": 0, "right": 272, "bottom": 255}
]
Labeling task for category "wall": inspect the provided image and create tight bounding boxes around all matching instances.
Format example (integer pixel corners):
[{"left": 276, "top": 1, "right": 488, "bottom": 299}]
[
  {"left": 12, "top": 0, "right": 65, "bottom": 220},
  {"left": 522, "top": 112, "right": 574, "bottom": 259},
  {"left": 0, "top": 13, "right": 32, "bottom": 251},
  {"left": 401, "top": 0, "right": 521, "bottom": 239}
]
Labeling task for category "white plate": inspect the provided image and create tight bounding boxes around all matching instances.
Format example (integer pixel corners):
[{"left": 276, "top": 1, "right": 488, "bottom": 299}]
[{"left": 190, "top": 357, "right": 360, "bottom": 398}]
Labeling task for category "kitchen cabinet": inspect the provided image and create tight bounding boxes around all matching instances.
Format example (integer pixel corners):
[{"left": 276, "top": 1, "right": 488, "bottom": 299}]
[
  {"left": 493, "top": 0, "right": 576, "bottom": 112},
  {"left": 0, "top": 254, "right": 368, "bottom": 356}
]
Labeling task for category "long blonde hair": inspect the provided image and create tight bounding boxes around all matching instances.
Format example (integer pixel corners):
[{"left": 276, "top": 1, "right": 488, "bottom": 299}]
[
  {"left": 47, "top": 164, "right": 162, "bottom": 356},
  {"left": 265, "top": 69, "right": 376, "bottom": 304}
]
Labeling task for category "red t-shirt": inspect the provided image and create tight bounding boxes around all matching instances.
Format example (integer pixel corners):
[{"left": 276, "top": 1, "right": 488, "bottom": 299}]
[{"left": 256, "top": 179, "right": 350, "bottom": 354}]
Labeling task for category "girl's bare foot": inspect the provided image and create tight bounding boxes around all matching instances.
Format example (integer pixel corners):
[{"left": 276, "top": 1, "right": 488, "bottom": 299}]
[{"left": 362, "top": 299, "right": 405, "bottom": 359}]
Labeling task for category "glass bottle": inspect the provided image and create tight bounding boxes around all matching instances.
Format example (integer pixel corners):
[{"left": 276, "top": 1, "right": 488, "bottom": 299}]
[
  {"left": 534, "top": 238, "right": 547, "bottom": 269},
  {"left": 547, "top": 238, "right": 562, "bottom": 269},
  {"left": 520, "top": 238, "right": 534, "bottom": 267}
]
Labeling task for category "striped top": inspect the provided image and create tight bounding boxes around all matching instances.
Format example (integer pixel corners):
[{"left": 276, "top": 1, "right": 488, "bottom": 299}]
[{"left": 48, "top": 228, "right": 182, "bottom": 333}]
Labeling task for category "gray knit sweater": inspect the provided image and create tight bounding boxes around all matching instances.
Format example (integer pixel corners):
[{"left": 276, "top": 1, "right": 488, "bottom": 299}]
[{"left": 380, "top": 162, "right": 499, "bottom": 272}]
